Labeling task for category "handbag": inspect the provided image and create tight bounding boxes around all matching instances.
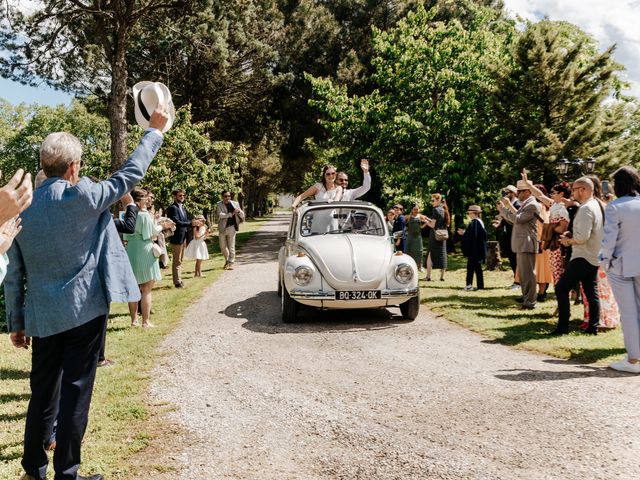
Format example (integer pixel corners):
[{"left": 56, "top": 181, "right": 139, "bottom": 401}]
[
  {"left": 151, "top": 242, "right": 162, "bottom": 258},
  {"left": 435, "top": 229, "right": 449, "bottom": 242},
  {"left": 541, "top": 223, "right": 559, "bottom": 251}
]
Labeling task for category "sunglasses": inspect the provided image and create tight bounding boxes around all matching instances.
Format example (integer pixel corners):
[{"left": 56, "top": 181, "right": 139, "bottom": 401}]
[{"left": 325, "top": 171, "right": 336, "bottom": 176}]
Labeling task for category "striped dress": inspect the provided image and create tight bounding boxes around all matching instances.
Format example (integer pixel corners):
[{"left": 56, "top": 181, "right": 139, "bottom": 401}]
[{"left": 124, "top": 210, "right": 161, "bottom": 284}]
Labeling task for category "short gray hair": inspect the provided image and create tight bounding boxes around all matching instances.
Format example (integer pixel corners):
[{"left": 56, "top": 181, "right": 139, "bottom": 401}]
[{"left": 40, "top": 132, "right": 83, "bottom": 177}]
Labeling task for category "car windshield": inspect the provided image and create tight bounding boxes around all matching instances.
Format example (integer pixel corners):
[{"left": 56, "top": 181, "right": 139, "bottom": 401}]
[{"left": 300, "top": 207, "right": 386, "bottom": 237}]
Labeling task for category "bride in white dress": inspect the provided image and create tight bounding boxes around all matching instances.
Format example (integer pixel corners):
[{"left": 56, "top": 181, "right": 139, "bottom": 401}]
[{"left": 291, "top": 164, "right": 343, "bottom": 209}]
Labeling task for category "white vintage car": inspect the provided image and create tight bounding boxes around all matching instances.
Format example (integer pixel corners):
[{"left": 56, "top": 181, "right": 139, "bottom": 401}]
[{"left": 277, "top": 200, "right": 420, "bottom": 323}]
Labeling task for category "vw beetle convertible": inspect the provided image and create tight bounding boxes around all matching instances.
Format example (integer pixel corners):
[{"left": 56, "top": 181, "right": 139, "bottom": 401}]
[{"left": 278, "top": 201, "right": 420, "bottom": 323}]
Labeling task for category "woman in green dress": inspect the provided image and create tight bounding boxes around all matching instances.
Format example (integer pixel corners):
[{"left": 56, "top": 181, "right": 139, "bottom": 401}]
[
  {"left": 404, "top": 204, "right": 429, "bottom": 271},
  {"left": 125, "top": 188, "right": 162, "bottom": 327}
]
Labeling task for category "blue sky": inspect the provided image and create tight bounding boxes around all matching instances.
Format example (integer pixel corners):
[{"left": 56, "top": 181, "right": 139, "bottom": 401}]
[
  {"left": 0, "top": 77, "right": 73, "bottom": 106},
  {"left": 1, "top": 1, "right": 639, "bottom": 105}
]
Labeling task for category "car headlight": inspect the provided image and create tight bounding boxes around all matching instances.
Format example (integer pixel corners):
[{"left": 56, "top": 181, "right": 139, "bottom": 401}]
[
  {"left": 293, "top": 266, "right": 314, "bottom": 286},
  {"left": 394, "top": 263, "right": 414, "bottom": 284}
]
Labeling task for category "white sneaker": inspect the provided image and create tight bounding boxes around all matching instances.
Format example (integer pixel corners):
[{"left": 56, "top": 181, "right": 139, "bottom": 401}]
[
  {"left": 464, "top": 285, "right": 474, "bottom": 291},
  {"left": 509, "top": 283, "right": 520, "bottom": 290},
  {"left": 609, "top": 358, "right": 640, "bottom": 374}
]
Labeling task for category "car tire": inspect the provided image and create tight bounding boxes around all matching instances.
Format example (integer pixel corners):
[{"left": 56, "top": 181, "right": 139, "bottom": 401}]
[
  {"left": 399, "top": 295, "right": 419, "bottom": 321},
  {"left": 282, "top": 286, "right": 299, "bottom": 323},
  {"left": 277, "top": 271, "right": 282, "bottom": 297}
]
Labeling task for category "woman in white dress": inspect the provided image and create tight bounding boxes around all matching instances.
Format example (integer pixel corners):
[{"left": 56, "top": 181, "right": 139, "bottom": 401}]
[
  {"left": 184, "top": 215, "right": 210, "bottom": 277},
  {"left": 291, "top": 164, "right": 343, "bottom": 209}
]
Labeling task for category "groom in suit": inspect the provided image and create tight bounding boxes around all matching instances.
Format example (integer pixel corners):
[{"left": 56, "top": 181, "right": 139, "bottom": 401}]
[{"left": 5, "top": 109, "right": 169, "bottom": 480}]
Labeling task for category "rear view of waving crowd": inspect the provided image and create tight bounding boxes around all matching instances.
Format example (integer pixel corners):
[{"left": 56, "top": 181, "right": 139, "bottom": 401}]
[{"left": 2, "top": 81, "right": 640, "bottom": 480}]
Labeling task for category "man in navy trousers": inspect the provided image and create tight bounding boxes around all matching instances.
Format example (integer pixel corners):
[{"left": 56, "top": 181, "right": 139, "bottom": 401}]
[{"left": 5, "top": 109, "right": 169, "bottom": 480}]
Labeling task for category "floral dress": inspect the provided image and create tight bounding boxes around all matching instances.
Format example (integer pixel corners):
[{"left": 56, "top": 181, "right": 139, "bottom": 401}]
[
  {"left": 549, "top": 202, "right": 570, "bottom": 285},
  {"left": 583, "top": 268, "right": 620, "bottom": 329}
]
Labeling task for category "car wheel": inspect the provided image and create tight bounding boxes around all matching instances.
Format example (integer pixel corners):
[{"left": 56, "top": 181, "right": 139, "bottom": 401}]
[
  {"left": 399, "top": 295, "right": 420, "bottom": 321},
  {"left": 282, "top": 286, "right": 299, "bottom": 323},
  {"left": 277, "top": 271, "right": 282, "bottom": 297}
]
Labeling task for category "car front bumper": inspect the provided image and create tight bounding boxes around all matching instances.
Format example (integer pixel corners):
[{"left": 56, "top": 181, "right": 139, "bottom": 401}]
[{"left": 290, "top": 287, "right": 419, "bottom": 301}]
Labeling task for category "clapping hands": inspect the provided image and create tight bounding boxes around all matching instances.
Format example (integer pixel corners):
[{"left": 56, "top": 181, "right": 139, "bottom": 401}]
[
  {"left": 0, "top": 217, "right": 22, "bottom": 255},
  {"left": 0, "top": 169, "right": 33, "bottom": 225}
]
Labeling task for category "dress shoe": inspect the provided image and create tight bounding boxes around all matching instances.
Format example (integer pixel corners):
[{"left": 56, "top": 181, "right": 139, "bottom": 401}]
[
  {"left": 546, "top": 328, "right": 569, "bottom": 336},
  {"left": 514, "top": 296, "right": 524, "bottom": 303},
  {"left": 582, "top": 328, "right": 597, "bottom": 335},
  {"left": 537, "top": 292, "right": 547, "bottom": 302},
  {"left": 174, "top": 282, "right": 184, "bottom": 288},
  {"left": 519, "top": 304, "right": 535, "bottom": 310}
]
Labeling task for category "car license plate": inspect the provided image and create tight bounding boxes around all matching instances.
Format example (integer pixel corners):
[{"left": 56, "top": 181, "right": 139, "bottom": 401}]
[{"left": 335, "top": 290, "right": 382, "bottom": 300}]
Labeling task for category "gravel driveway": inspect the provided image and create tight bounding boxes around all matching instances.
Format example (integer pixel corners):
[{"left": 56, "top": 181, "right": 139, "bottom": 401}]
[{"left": 148, "top": 213, "right": 640, "bottom": 479}]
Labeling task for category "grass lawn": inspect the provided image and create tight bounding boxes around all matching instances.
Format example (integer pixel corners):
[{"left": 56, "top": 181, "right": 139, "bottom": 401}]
[
  {"left": 0, "top": 216, "right": 269, "bottom": 479},
  {"left": 422, "top": 253, "right": 626, "bottom": 364}
]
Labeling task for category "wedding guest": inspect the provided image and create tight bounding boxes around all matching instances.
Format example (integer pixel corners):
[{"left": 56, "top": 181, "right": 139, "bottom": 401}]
[
  {"left": 601, "top": 166, "right": 640, "bottom": 372},
  {"left": 336, "top": 159, "right": 371, "bottom": 200},
  {"left": 532, "top": 184, "right": 554, "bottom": 302},
  {"left": 386, "top": 209, "right": 396, "bottom": 232},
  {"left": 4, "top": 108, "right": 168, "bottom": 480},
  {"left": 404, "top": 204, "right": 429, "bottom": 270},
  {"left": 458, "top": 205, "right": 487, "bottom": 291},
  {"left": 425, "top": 193, "right": 449, "bottom": 281},
  {"left": 392, "top": 204, "right": 406, "bottom": 252},
  {"left": 581, "top": 175, "right": 620, "bottom": 330},
  {"left": 552, "top": 177, "right": 604, "bottom": 335},
  {"left": 167, "top": 189, "right": 202, "bottom": 288},
  {"left": 125, "top": 188, "right": 162, "bottom": 328},
  {"left": 499, "top": 180, "right": 540, "bottom": 309},
  {"left": 495, "top": 184, "right": 520, "bottom": 289},
  {"left": 216, "top": 191, "right": 245, "bottom": 270},
  {"left": 184, "top": 214, "right": 210, "bottom": 277}
]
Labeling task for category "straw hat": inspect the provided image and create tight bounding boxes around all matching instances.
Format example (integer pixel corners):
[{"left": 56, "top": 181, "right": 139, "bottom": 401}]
[
  {"left": 516, "top": 180, "right": 532, "bottom": 191},
  {"left": 132, "top": 81, "right": 175, "bottom": 133},
  {"left": 467, "top": 205, "right": 482, "bottom": 213}
]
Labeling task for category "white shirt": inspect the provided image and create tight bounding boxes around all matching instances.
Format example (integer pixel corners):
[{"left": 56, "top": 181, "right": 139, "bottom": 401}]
[{"left": 340, "top": 172, "right": 371, "bottom": 201}]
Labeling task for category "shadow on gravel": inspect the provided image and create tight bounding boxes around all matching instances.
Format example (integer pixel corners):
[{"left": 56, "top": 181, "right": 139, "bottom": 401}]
[
  {"left": 495, "top": 363, "right": 630, "bottom": 382},
  {"left": 222, "top": 291, "right": 414, "bottom": 334},
  {"left": 235, "top": 229, "right": 286, "bottom": 266}
]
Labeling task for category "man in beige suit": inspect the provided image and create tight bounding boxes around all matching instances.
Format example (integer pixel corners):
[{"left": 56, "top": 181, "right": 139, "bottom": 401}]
[{"left": 499, "top": 179, "right": 541, "bottom": 309}]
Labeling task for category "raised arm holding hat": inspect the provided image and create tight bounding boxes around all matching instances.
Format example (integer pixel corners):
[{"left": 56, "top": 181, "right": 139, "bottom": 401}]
[{"left": 4, "top": 108, "right": 168, "bottom": 480}]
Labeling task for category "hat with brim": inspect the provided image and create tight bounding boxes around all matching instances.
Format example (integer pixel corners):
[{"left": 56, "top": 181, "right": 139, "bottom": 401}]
[
  {"left": 133, "top": 81, "right": 175, "bottom": 133},
  {"left": 516, "top": 180, "right": 532, "bottom": 192},
  {"left": 467, "top": 205, "right": 481, "bottom": 213},
  {"left": 504, "top": 185, "right": 517, "bottom": 194}
]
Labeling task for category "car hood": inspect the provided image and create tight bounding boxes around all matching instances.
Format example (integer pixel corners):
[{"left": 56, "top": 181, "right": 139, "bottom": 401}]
[{"left": 298, "top": 234, "right": 392, "bottom": 289}]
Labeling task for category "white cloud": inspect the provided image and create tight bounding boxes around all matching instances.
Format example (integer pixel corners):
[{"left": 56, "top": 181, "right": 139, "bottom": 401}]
[{"left": 503, "top": 0, "right": 640, "bottom": 98}]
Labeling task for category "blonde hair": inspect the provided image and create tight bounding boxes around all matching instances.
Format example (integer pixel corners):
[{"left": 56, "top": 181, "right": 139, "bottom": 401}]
[{"left": 40, "top": 132, "right": 83, "bottom": 177}]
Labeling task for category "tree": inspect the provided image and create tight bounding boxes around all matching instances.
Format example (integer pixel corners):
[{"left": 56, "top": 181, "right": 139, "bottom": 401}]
[
  {"left": 1, "top": 0, "right": 188, "bottom": 171},
  {"left": 308, "top": 2, "right": 514, "bottom": 218},
  {"left": 135, "top": 105, "right": 247, "bottom": 215},
  {"left": 491, "top": 20, "right": 634, "bottom": 185},
  {"left": 0, "top": 100, "right": 112, "bottom": 179}
]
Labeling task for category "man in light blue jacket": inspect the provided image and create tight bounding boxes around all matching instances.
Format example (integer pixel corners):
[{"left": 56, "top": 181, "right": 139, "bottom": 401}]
[
  {"left": 600, "top": 166, "right": 640, "bottom": 373},
  {"left": 4, "top": 109, "right": 169, "bottom": 480}
]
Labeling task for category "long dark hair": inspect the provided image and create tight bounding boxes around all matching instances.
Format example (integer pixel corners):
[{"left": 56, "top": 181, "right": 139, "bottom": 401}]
[
  {"left": 612, "top": 166, "right": 640, "bottom": 197},
  {"left": 321, "top": 164, "right": 336, "bottom": 189}
]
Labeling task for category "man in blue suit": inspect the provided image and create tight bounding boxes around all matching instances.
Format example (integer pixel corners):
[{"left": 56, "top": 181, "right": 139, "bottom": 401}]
[
  {"left": 167, "top": 188, "right": 201, "bottom": 287},
  {"left": 4, "top": 109, "right": 169, "bottom": 480}
]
